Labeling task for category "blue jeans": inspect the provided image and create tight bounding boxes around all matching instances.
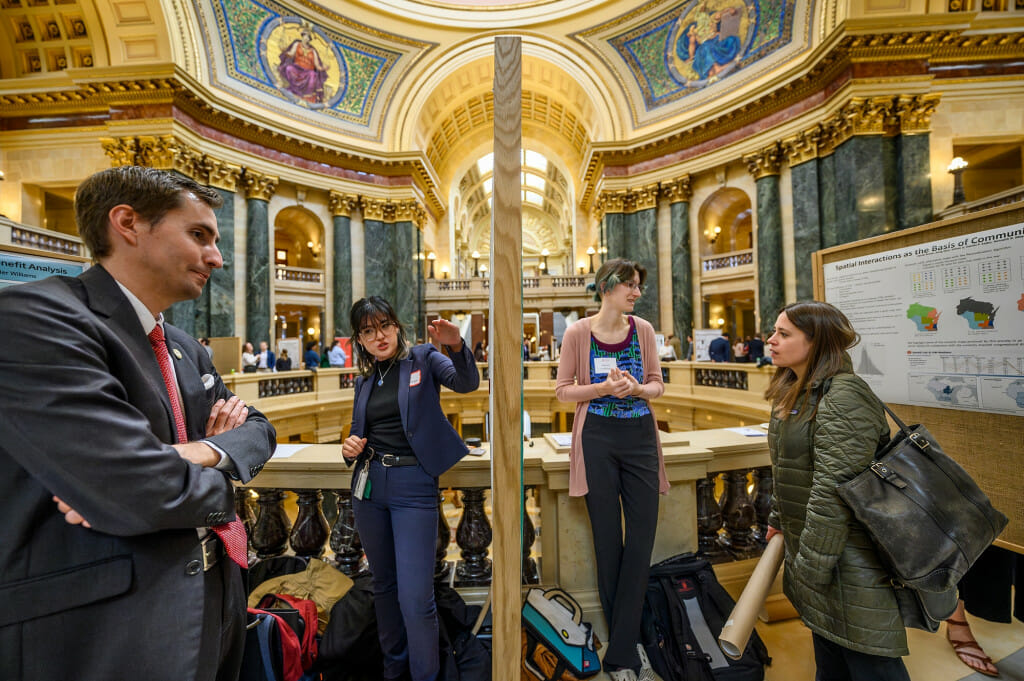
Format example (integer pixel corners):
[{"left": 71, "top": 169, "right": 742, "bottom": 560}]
[
  {"left": 353, "top": 459, "right": 439, "bottom": 681},
  {"left": 812, "top": 633, "right": 910, "bottom": 681}
]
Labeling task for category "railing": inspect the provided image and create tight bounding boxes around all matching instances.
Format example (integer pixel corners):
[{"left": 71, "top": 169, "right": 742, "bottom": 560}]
[
  {"left": 701, "top": 248, "right": 754, "bottom": 272},
  {"left": 935, "top": 186, "right": 1024, "bottom": 221},
  {"left": 424, "top": 273, "right": 594, "bottom": 314},
  {"left": 1, "top": 217, "right": 85, "bottom": 257},
  {"left": 275, "top": 265, "right": 323, "bottom": 284},
  {"left": 239, "top": 427, "right": 777, "bottom": 626}
]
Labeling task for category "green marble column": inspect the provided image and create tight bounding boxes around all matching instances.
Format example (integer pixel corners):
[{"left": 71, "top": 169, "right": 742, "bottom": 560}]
[
  {"left": 394, "top": 220, "right": 416, "bottom": 335},
  {"left": 669, "top": 200, "right": 692, "bottom": 340},
  {"left": 245, "top": 197, "right": 271, "bottom": 345},
  {"left": 755, "top": 175, "right": 784, "bottom": 337},
  {"left": 332, "top": 213, "right": 352, "bottom": 337},
  {"left": 818, "top": 153, "right": 839, "bottom": 249},
  {"left": 834, "top": 136, "right": 891, "bottom": 243},
  {"left": 604, "top": 212, "right": 626, "bottom": 264},
  {"left": 364, "top": 219, "right": 391, "bottom": 300},
  {"left": 208, "top": 186, "right": 236, "bottom": 337},
  {"left": 897, "top": 133, "right": 933, "bottom": 229},
  {"left": 630, "top": 207, "right": 659, "bottom": 326},
  {"left": 791, "top": 161, "right": 822, "bottom": 302}
]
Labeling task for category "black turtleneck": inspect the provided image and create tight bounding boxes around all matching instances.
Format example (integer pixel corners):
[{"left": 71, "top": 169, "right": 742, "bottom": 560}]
[{"left": 365, "top": 358, "right": 413, "bottom": 455}]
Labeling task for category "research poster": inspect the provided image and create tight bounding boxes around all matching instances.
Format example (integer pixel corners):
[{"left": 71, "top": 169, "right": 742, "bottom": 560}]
[
  {"left": 0, "top": 250, "right": 86, "bottom": 289},
  {"left": 823, "top": 222, "right": 1024, "bottom": 416}
]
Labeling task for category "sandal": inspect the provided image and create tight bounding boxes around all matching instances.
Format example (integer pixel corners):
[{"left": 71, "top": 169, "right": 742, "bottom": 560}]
[{"left": 946, "top": 617, "right": 1000, "bottom": 678}]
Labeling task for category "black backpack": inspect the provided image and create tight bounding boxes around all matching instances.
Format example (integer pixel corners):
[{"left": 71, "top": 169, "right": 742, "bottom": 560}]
[{"left": 641, "top": 553, "right": 770, "bottom": 681}]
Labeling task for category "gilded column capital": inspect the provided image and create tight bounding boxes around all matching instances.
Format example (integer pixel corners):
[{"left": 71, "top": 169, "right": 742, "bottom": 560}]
[
  {"left": 894, "top": 93, "right": 941, "bottom": 134},
  {"left": 394, "top": 199, "right": 427, "bottom": 228},
  {"left": 661, "top": 176, "right": 692, "bottom": 203},
  {"left": 842, "top": 96, "right": 895, "bottom": 136},
  {"left": 328, "top": 191, "right": 360, "bottom": 218},
  {"left": 100, "top": 137, "right": 137, "bottom": 167},
  {"left": 202, "top": 157, "right": 242, "bottom": 191},
  {"left": 136, "top": 135, "right": 180, "bottom": 171},
  {"left": 241, "top": 171, "right": 279, "bottom": 201},
  {"left": 629, "top": 183, "right": 660, "bottom": 213},
  {"left": 781, "top": 127, "right": 822, "bottom": 167},
  {"left": 744, "top": 143, "right": 783, "bottom": 179},
  {"left": 596, "top": 190, "right": 629, "bottom": 216},
  {"left": 361, "top": 197, "right": 394, "bottom": 222}
]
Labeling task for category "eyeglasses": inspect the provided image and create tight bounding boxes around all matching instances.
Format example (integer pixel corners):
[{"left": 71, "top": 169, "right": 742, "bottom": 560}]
[
  {"left": 621, "top": 281, "right": 645, "bottom": 293},
  {"left": 358, "top": 320, "right": 398, "bottom": 341}
]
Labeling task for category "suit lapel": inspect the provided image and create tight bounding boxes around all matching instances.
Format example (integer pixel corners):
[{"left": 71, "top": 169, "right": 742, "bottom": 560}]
[
  {"left": 78, "top": 266, "right": 176, "bottom": 442},
  {"left": 398, "top": 358, "right": 412, "bottom": 432},
  {"left": 353, "top": 376, "right": 372, "bottom": 436}
]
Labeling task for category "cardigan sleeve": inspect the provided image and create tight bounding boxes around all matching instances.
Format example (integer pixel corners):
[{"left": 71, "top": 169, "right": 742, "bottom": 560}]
[{"left": 555, "top": 322, "right": 601, "bottom": 403}]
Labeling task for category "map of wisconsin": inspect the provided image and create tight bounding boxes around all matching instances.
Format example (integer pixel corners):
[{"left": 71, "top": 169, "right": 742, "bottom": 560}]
[
  {"left": 956, "top": 297, "right": 998, "bottom": 329},
  {"left": 906, "top": 303, "right": 941, "bottom": 331}
]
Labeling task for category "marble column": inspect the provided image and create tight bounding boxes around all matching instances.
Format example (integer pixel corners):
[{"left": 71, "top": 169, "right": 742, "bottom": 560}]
[
  {"left": 394, "top": 220, "right": 416, "bottom": 335},
  {"left": 745, "top": 145, "right": 784, "bottom": 337},
  {"left": 893, "top": 95, "right": 941, "bottom": 230},
  {"left": 663, "top": 177, "right": 692, "bottom": 341},
  {"left": 783, "top": 131, "right": 822, "bottom": 302},
  {"left": 329, "top": 192, "right": 358, "bottom": 338},
  {"left": 206, "top": 161, "right": 243, "bottom": 337},
  {"left": 630, "top": 183, "right": 660, "bottom": 326},
  {"left": 597, "top": 190, "right": 628, "bottom": 263},
  {"left": 817, "top": 152, "right": 839, "bottom": 249},
  {"left": 243, "top": 171, "right": 279, "bottom": 346},
  {"left": 362, "top": 199, "right": 423, "bottom": 334}
]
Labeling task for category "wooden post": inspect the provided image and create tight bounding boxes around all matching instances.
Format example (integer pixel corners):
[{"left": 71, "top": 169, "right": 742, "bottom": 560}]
[{"left": 490, "top": 36, "right": 523, "bottom": 681}]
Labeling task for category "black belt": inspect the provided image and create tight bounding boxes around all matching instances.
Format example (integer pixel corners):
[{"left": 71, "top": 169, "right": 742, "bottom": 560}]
[
  {"left": 200, "top": 533, "right": 223, "bottom": 571},
  {"left": 367, "top": 447, "right": 418, "bottom": 467}
]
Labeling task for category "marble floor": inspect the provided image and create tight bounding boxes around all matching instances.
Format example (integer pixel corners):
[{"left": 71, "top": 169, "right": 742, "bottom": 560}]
[{"left": 593, "top": 610, "right": 1024, "bottom": 681}]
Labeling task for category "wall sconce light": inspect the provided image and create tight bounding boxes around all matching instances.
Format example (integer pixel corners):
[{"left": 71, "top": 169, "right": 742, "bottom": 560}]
[
  {"left": 479, "top": 263, "right": 488, "bottom": 277},
  {"left": 306, "top": 326, "right": 316, "bottom": 336},
  {"left": 586, "top": 246, "right": 596, "bottom": 273},
  {"left": 717, "top": 317, "right": 725, "bottom": 327},
  {"left": 441, "top": 265, "right": 450, "bottom": 279},
  {"left": 472, "top": 250, "right": 481, "bottom": 277},
  {"left": 540, "top": 248, "right": 549, "bottom": 272},
  {"left": 948, "top": 157, "right": 968, "bottom": 206},
  {"left": 306, "top": 240, "right": 322, "bottom": 257},
  {"left": 705, "top": 226, "right": 722, "bottom": 245},
  {"left": 427, "top": 252, "right": 436, "bottom": 279},
  {"left": 578, "top": 263, "right": 585, "bottom": 275}
]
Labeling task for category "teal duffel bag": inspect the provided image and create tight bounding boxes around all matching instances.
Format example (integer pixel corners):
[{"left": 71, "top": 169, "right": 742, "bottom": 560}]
[{"left": 522, "top": 587, "right": 601, "bottom": 680}]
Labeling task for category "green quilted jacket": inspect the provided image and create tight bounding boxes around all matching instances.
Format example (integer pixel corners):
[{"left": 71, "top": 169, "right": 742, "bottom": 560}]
[{"left": 767, "top": 364, "right": 908, "bottom": 657}]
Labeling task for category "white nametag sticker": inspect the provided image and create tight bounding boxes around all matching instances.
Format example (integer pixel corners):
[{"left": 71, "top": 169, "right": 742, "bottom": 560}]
[
  {"left": 409, "top": 370, "right": 421, "bottom": 387},
  {"left": 593, "top": 357, "right": 618, "bottom": 374}
]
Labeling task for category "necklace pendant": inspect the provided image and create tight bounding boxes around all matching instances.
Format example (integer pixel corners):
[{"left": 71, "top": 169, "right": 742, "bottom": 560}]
[{"left": 377, "top": 378, "right": 384, "bottom": 386}]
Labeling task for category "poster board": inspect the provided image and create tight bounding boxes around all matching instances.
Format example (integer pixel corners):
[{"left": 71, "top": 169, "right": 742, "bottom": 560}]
[
  {"left": 813, "top": 203, "right": 1024, "bottom": 553},
  {"left": 0, "top": 244, "right": 89, "bottom": 289}
]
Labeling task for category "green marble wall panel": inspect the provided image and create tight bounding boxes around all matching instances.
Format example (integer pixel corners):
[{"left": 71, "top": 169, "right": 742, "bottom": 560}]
[
  {"left": 882, "top": 136, "right": 900, "bottom": 234},
  {"left": 363, "top": 219, "right": 392, "bottom": 301},
  {"left": 833, "top": 141, "right": 859, "bottom": 245},
  {"left": 393, "top": 221, "right": 416, "bottom": 336},
  {"left": 245, "top": 197, "right": 271, "bottom": 345},
  {"left": 791, "top": 161, "right": 822, "bottom": 302},
  {"left": 670, "top": 200, "right": 692, "bottom": 340},
  {"left": 897, "top": 134, "right": 933, "bottom": 230},
  {"left": 604, "top": 212, "right": 626, "bottom": 265},
  {"left": 165, "top": 299, "right": 196, "bottom": 336},
  {"left": 332, "top": 214, "right": 352, "bottom": 337},
  {"left": 818, "top": 153, "right": 839, "bottom": 248},
  {"left": 631, "top": 207, "right": 660, "bottom": 327},
  {"left": 209, "top": 186, "right": 236, "bottom": 337},
  {"left": 835, "top": 136, "right": 890, "bottom": 243},
  {"left": 755, "top": 175, "right": 783, "bottom": 337}
]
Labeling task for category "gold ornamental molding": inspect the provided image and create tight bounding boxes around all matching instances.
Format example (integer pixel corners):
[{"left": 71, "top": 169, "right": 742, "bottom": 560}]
[
  {"left": 744, "top": 143, "right": 783, "bottom": 180},
  {"left": 241, "top": 171, "right": 279, "bottom": 202},
  {"left": 594, "top": 190, "right": 630, "bottom": 220},
  {"left": 894, "top": 94, "right": 942, "bottom": 135},
  {"left": 631, "top": 183, "right": 661, "bottom": 213},
  {"left": 100, "top": 137, "right": 138, "bottom": 167},
  {"left": 360, "top": 197, "right": 392, "bottom": 222},
  {"left": 329, "top": 191, "right": 360, "bottom": 218},
  {"left": 202, "top": 158, "right": 243, "bottom": 192},
  {"left": 781, "top": 128, "right": 822, "bottom": 168},
  {"left": 393, "top": 199, "right": 428, "bottom": 228},
  {"left": 661, "top": 176, "right": 693, "bottom": 204},
  {"left": 99, "top": 134, "right": 240, "bottom": 191}
]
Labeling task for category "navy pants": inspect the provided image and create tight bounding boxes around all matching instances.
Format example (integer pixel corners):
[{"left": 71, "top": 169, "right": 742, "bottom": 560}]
[
  {"left": 353, "top": 459, "right": 440, "bottom": 681},
  {"left": 812, "top": 634, "right": 910, "bottom": 681},
  {"left": 581, "top": 413, "right": 660, "bottom": 671}
]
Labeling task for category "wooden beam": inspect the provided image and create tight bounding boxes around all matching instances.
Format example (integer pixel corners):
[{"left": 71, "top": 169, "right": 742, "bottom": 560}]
[{"left": 490, "top": 35, "right": 523, "bottom": 681}]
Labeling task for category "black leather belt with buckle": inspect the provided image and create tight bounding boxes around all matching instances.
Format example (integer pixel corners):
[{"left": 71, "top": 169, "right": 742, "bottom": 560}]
[
  {"left": 368, "top": 447, "right": 418, "bottom": 467},
  {"left": 200, "top": 533, "right": 224, "bottom": 571}
]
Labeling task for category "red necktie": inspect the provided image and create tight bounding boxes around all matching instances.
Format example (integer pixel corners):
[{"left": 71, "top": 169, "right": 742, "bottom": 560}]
[{"left": 148, "top": 325, "right": 249, "bottom": 569}]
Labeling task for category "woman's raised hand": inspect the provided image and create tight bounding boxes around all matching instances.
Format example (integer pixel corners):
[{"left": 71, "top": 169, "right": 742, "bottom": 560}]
[
  {"left": 427, "top": 318, "right": 463, "bottom": 348},
  {"left": 602, "top": 366, "right": 633, "bottom": 398},
  {"left": 622, "top": 370, "right": 644, "bottom": 397},
  {"left": 342, "top": 435, "right": 367, "bottom": 461}
]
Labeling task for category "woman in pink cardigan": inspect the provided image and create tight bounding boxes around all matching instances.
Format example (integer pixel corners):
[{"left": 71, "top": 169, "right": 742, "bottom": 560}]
[{"left": 555, "top": 258, "right": 667, "bottom": 681}]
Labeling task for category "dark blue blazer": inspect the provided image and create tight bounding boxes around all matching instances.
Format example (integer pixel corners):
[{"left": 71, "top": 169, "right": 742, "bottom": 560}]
[{"left": 350, "top": 342, "right": 480, "bottom": 477}]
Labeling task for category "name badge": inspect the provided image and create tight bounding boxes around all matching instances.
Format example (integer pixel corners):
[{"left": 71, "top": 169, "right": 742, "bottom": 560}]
[
  {"left": 410, "top": 369, "right": 421, "bottom": 387},
  {"left": 593, "top": 357, "right": 618, "bottom": 374}
]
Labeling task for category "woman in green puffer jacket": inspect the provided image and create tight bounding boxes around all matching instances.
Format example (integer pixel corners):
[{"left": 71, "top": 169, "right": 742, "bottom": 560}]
[{"left": 764, "top": 301, "right": 909, "bottom": 681}]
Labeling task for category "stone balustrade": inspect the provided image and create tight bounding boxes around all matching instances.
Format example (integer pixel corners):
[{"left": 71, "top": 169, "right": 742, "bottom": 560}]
[
  {"left": 424, "top": 274, "right": 595, "bottom": 314},
  {"left": 1, "top": 217, "right": 85, "bottom": 257}
]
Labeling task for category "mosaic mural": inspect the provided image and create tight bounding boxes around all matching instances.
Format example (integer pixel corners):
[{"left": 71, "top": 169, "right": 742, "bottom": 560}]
[
  {"left": 207, "top": 0, "right": 416, "bottom": 126},
  {"left": 602, "top": 0, "right": 797, "bottom": 110}
]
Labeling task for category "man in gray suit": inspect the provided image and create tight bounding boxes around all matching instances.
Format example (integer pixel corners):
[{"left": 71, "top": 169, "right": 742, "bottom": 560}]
[{"left": 0, "top": 166, "right": 276, "bottom": 680}]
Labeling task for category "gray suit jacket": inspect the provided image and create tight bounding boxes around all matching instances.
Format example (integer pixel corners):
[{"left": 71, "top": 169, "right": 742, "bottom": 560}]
[{"left": 0, "top": 265, "right": 276, "bottom": 680}]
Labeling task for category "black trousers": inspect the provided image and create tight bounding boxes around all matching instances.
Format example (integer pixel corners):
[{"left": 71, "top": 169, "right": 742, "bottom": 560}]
[
  {"left": 812, "top": 634, "right": 910, "bottom": 681},
  {"left": 581, "top": 413, "right": 659, "bottom": 670}
]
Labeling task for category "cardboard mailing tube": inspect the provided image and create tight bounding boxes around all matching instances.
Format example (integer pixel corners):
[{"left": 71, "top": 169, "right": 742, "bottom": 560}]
[{"left": 718, "top": 533, "right": 785, "bottom": 659}]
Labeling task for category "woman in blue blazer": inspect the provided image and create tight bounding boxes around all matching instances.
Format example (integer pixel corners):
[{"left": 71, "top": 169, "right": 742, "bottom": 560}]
[{"left": 342, "top": 296, "right": 479, "bottom": 681}]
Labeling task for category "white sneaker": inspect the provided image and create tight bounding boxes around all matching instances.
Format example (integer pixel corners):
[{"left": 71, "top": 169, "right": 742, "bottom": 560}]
[
  {"left": 637, "top": 644, "right": 656, "bottom": 681},
  {"left": 607, "top": 669, "right": 638, "bottom": 681}
]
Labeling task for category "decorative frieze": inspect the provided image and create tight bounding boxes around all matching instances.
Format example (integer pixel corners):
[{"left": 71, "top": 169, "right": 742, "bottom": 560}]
[
  {"left": 744, "top": 143, "right": 783, "bottom": 179},
  {"left": 329, "top": 191, "right": 360, "bottom": 218},
  {"left": 203, "top": 158, "right": 243, "bottom": 191},
  {"left": 360, "top": 197, "right": 393, "bottom": 222},
  {"left": 661, "top": 176, "right": 692, "bottom": 204},
  {"left": 631, "top": 183, "right": 661, "bottom": 212},
  {"left": 241, "top": 171, "right": 279, "bottom": 201},
  {"left": 136, "top": 135, "right": 180, "bottom": 170},
  {"left": 394, "top": 199, "right": 428, "bottom": 227},
  {"left": 100, "top": 137, "right": 138, "bottom": 167},
  {"left": 781, "top": 127, "right": 822, "bottom": 167},
  {"left": 594, "top": 189, "right": 630, "bottom": 220},
  {"left": 894, "top": 93, "right": 941, "bottom": 134}
]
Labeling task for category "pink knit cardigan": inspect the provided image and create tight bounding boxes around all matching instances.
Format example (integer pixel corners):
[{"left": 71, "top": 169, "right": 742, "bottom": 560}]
[{"left": 554, "top": 315, "right": 668, "bottom": 497}]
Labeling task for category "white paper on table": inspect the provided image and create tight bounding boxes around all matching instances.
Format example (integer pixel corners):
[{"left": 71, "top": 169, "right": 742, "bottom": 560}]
[
  {"left": 549, "top": 433, "right": 572, "bottom": 446},
  {"left": 271, "top": 444, "right": 313, "bottom": 459},
  {"left": 726, "top": 427, "right": 768, "bottom": 437}
]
